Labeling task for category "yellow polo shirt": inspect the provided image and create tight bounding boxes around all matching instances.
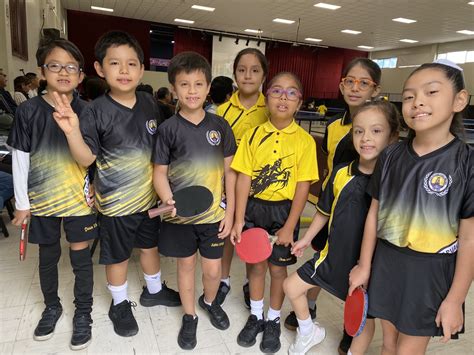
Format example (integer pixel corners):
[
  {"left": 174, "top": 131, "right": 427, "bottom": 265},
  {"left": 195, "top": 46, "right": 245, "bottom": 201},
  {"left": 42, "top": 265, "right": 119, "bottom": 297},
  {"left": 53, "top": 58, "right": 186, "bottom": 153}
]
[{"left": 231, "top": 120, "right": 319, "bottom": 201}]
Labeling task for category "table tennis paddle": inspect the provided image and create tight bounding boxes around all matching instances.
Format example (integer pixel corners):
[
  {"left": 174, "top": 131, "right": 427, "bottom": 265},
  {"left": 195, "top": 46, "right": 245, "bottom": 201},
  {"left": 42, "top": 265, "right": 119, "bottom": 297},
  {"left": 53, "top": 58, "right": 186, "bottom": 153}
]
[
  {"left": 148, "top": 185, "right": 213, "bottom": 219},
  {"left": 344, "top": 287, "right": 368, "bottom": 337},
  {"left": 19, "top": 219, "right": 28, "bottom": 261},
  {"left": 235, "top": 227, "right": 278, "bottom": 264}
]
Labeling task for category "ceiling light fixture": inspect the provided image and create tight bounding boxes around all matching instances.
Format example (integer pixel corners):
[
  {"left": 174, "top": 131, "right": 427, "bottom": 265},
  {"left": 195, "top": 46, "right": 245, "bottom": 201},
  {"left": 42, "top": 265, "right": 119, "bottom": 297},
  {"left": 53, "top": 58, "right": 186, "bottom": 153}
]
[
  {"left": 358, "top": 45, "right": 374, "bottom": 49},
  {"left": 457, "top": 30, "right": 474, "bottom": 35},
  {"left": 305, "top": 37, "right": 322, "bottom": 42},
  {"left": 399, "top": 38, "right": 419, "bottom": 43},
  {"left": 314, "top": 3, "right": 341, "bottom": 10},
  {"left": 273, "top": 18, "right": 295, "bottom": 24},
  {"left": 245, "top": 29, "right": 263, "bottom": 34},
  {"left": 392, "top": 17, "right": 417, "bottom": 24},
  {"left": 341, "top": 29, "right": 361, "bottom": 34},
  {"left": 174, "top": 18, "right": 195, "bottom": 24},
  {"left": 91, "top": 6, "right": 113, "bottom": 12},
  {"left": 191, "top": 5, "right": 215, "bottom": 12}
]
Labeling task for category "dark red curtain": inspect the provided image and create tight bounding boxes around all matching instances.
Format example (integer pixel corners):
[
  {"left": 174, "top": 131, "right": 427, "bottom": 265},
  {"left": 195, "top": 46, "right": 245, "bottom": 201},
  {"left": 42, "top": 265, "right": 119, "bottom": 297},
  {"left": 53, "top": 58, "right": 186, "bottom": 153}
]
[
  {"left": 266, "top": 44, "right": 367, "bottom": 99},
  {"left": 173, "top": 28, "right": 212, "bottom": 63},
  {"left": 67, "top": 10, "right": 151, "bottom": 75}
]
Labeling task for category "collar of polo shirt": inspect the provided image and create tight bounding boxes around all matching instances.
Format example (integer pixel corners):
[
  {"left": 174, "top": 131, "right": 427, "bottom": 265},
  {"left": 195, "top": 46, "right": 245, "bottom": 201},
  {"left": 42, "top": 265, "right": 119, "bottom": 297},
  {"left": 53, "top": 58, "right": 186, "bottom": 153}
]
[{"left": 262, "top": 119, "right": 298, "bottom": 134}]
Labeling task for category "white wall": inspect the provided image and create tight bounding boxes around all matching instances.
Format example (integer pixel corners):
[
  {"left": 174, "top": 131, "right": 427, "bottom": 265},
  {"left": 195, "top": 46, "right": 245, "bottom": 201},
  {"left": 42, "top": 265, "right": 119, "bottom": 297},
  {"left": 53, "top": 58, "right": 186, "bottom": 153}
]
[{"left": 140, "top": 70, "right": 169, "bottom": 93}]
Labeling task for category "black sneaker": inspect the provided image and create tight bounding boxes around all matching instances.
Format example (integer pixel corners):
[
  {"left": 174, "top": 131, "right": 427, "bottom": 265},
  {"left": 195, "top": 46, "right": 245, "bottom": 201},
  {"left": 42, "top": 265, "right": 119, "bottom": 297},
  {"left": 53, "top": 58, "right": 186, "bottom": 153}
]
[
  {"left": 284, "top": 306, "right": 317, "bottom": 331},
  {"left": 338, "top": 329, "right": 353, "bottom": 354},
  {"left": 178, "top": 314, "right": 198, "bottom": 350},
  {"left": 237, "top": 314, "right": 264, "bottom": 347},
  {"left": 108, "top": 300, "right": 138, "bottom": 337},
  {"left": 139, "top": 282, "right": 181, "bottom": 307},
  {"left": 33, "top": 303, "right": 63, "bottom": 341},
  {"left": 70, "top": 313, "right": 92, "bottom": 350},
  {"left": 260, "top": 318, "right": 281, "bottom": 353},
  {"left": 242, "top": 282, "right": 250, "bottom": 309},
  {"left": 215, "top": 281, "right": 231, "bottom": 306},
  {"left": 198, "top": 294, "right": 230, "bottom": 330}
]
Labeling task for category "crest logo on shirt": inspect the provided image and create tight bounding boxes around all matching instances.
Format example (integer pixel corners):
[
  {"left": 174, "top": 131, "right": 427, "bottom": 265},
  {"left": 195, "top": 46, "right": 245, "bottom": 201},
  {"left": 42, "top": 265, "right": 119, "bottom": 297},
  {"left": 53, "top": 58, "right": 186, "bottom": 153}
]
[
  {"left": 423, "top": 171, "right": 452, "bottom": 197},
  {"left": 206, "top": 130, "right": 221, "bottom": 146},
  {"left": 146, "top": 119, "right": 158, "bottom": 135}
]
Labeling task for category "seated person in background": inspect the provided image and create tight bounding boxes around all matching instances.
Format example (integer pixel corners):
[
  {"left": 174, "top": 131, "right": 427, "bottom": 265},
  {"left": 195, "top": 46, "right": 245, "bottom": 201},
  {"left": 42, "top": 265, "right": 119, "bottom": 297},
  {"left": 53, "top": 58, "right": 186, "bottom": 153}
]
[
  {"left": 13, "top": 76, "right": 31, "bottom": 105},
  {"left": 84, "top": 76, "right": 108, "bottom": 101},
  {"left": 136, "top": 83, "right": 154, "bottom": 96},
  {"left": 205, "top": 76, "right": 234, "bottom": 114},
  {"left": 26, "top": 72, "right": 40, "bottom": 98},
  {"left": 0, "top": 70, "right": 18, "bottom": 114},
  {"left": 0, "top": 171, "right": 13, "bottom": 208},
  {"left": 155, "top": 87, "right": 174, "bottom": 119}
]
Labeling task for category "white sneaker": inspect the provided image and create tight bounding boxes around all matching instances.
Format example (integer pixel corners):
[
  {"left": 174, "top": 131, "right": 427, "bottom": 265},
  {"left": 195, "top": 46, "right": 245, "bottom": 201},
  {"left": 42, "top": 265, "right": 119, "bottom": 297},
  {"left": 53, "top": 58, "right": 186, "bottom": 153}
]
[{"left": 288, "top": 322, "right": 326, "bottom": 355}]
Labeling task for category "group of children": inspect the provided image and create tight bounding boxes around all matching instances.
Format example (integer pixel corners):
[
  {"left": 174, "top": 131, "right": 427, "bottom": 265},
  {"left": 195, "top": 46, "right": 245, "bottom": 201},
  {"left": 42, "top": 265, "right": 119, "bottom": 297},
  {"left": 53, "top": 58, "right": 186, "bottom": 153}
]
[{"left": 6, "top": 29, "right": 473, "bottom": 355}]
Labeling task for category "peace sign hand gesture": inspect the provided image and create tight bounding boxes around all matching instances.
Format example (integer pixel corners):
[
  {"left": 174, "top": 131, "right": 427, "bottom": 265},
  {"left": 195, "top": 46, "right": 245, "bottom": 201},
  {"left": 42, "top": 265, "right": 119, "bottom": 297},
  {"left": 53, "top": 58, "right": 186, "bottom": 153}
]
[{"left": 51, "top": 91, "right": 80, "bottom": 135}]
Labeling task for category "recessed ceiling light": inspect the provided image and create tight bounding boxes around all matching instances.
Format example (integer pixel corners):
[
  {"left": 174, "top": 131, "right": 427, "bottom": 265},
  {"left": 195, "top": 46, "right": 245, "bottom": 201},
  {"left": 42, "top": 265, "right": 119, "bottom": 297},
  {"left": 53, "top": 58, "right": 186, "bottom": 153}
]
[
  {"left": 399, "top": 38, "right": 418, "bottom": 43},
  {"left": 468, "top": 1, "right": 474, "bottom": 5},
  {"left": 392, "top": 17, "right": 417, "bottom": 24},
  {"left": 191, "top": 5, "right": 215, "bottom": 12},
  {"left": 341, "top": 29, "right": 361, "bottom": 35},
  {"left": 149, "top": 30, "right": 152, "bottom": 33},
  {"left": 457, "top": 30, "right": 474, "bottom": 35},
  {"left": 245, "top": 29, "right": 263, "bottom": 34},
  {"left": 314, "top": 3, "right": 341, "bottom": 10},
  {"left": 171, "top": 40, "right": 175, "bottom": 44},
  {"left": 358, "top": 45, "right": 374, "bottom": 49},
  {"left": 305, "top": 38, "right": 322, "bottom": 42},
  {"left": 91, "top": 6, "right": 113, "bottom": 12},
  {"left": 273, "top": 18, "right": 295, "bottom": 24},
  {"left": 174, "top": 18, "right": 195, "bottom": 24}
]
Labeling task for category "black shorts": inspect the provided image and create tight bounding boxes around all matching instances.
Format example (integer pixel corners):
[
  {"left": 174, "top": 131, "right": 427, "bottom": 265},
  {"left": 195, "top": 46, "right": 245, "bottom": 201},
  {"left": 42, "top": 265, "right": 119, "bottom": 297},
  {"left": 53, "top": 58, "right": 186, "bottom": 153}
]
[
  {"left": 244, "top": 198, "right": 300, "bottom": 266},
  {"left": 368, "top": 239, "right": 463, "bottom": 337},
  {"left": 311, "top": 223, "right": 328, "bottom": 251},
  {"left": 158, "top": 221, "right": 223, "bottom": 259},
  {"left": 98, "top": 212, "right": 160, "bottom": 265},
  {"left": 29, "top": 214, "right": 98, "bottom": 245}
]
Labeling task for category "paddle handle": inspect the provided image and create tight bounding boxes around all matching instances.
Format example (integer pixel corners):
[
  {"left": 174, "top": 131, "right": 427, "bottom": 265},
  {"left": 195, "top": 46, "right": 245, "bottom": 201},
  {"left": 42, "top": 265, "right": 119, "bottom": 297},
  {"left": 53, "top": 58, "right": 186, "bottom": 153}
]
[
  {"left": 269, "top": 234, "right": 278, "bottom": 245},
  {"left": 148, "top": 204, "right": 175, "bottom": 219},
  {"left": 19, "top": 219, "right": 28, "bottom": 261}
]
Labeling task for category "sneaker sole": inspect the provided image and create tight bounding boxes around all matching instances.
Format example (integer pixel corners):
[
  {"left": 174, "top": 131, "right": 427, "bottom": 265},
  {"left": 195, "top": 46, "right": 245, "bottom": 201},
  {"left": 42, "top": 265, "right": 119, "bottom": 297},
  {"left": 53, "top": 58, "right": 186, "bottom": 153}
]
[
  {"left": 260, "top": 341, "right": 281, "bottom": 354},
  {"left": 33, "top": 312, "right": 64, "bottom": 341},
  {"left": 70, "top": 337, "right": 92, "bottom": 351},
  {"left": 237, "top": 336, "right": 257, "bottom": 348},
  {"left": 284, "top": 323, "right": 297, "bottom": 331},
  {"left": 289, "top": 326, "right": 326, "bottom": 355},
  {"left": 139, "top": 297, "right": 181, "bottom": 308}
]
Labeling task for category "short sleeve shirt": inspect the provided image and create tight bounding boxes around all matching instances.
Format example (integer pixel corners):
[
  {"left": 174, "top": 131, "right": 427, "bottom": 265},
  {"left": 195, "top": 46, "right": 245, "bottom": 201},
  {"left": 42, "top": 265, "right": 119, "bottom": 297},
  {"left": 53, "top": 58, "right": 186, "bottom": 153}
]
[
  {"left": 7, "top": 95, "right": 93, "bottom": 217},
  {"left": 153, "top": 112, "right": 236, "bottom": 224},
  {"left": 368, "top": 138, "right": 474, "bottom": 254},
  {"left": 231, "top": 120, "right": 319, "bottom": 201},
  {"left": 80, "top": 92, "right": 162, "bottom": 216}
]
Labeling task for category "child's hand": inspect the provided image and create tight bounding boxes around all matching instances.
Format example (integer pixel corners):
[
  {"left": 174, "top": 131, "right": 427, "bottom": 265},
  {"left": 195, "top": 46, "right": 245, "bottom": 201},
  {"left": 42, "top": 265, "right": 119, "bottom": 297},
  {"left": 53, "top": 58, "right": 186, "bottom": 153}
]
[
  {"left": 51, "top": 92, "right": 80, "bottom": 135},
  {"left": 291, "top": 239, "right": 310, "bottom": 257},
  {"left": 12, "top": 209, "right": 30, "bottom": 227},
  {"left": 275, "top": 226, "right": 294, "bottom": 247},
  {"left": 435, "top": 299, "right": 464, "bottom": 343},
  {"left": 165, "top": 198, "right": 176, "bottom": 217},
  {"left": 230, "top": 221, "right": 244, "bottom": 245},
  {"left": 218, "top": 212, "right": 233, "bottom": 239},
  {"left": 348, "top": 264, "right": 370, "bottom": 296}
]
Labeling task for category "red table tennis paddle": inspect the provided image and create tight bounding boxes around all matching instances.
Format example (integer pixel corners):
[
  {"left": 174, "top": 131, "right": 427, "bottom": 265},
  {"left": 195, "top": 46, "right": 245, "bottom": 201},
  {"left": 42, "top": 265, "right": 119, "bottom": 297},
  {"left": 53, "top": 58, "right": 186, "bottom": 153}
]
[
  {"left": 235, "top": 227, "right": 278, "bottom": 264},
  {"left": 148, "top": 185, "right": 213, "bottom": 219},
  {"left": 344, "top": 287, "right": 368, "bottom": 337},
  {"left": 19, "top": 219, "right": 28, "bottom": 261}
]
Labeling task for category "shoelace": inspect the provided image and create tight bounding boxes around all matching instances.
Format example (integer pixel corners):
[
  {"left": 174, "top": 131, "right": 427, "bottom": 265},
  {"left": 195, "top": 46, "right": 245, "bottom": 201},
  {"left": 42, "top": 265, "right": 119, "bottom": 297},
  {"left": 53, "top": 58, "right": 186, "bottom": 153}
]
[
  {"left": 73, "top": 315, "right": 92, "bottom": 335},
  {"left": 244, "top": 315, "right": 260, "bottom": 330},
  {"left": 209, "top": 303, "right": 225, "bottom": 318},
  {"left": 40, "top": 306, "right": 61, "bottom": 322},
  {"left": 182, "top": 317, "right": 197, "bottom": 333},
  {"left": 117, "top": 301, "right": 137, "bottom": 320},
  {"left": 264, "top": 318, "right": 280, "bottom": 336}
]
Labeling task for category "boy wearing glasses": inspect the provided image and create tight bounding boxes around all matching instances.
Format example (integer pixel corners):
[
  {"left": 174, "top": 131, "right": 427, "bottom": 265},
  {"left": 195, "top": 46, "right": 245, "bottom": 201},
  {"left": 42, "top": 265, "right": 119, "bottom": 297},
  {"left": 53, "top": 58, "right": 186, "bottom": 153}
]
[{"left": 8, "top": 38, "right": 97, "bottom": 350}]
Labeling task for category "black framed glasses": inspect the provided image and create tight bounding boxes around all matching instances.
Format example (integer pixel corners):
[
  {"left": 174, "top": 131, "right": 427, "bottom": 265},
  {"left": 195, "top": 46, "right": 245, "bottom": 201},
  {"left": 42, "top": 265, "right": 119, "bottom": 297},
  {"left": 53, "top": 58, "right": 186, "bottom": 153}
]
[
  {"left": 341, "top": 77, "right": 377, "bottom": 91},
  {"left": 43, "top": 63, "right": 81, "bottom": 74},
  {"left": 266, "top": 87, "right": 302, "bottom": 101}
]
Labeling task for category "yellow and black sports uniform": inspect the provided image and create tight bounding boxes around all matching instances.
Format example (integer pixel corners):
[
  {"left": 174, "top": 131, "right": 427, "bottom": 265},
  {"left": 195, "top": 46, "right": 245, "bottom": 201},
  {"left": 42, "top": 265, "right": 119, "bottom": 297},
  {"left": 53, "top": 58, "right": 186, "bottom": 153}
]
[
  {"left": 367, "top": 138, "right": 474, "bottom": 337},
  {"left": 216, "top": 91, "right": 268, "bottom": 145},
  {"left": 80, "top": 92, "right": 163, "bottom": 264},
  {"left": 153, "top": 112, "right": 236, "bottom": 259},
  {"left": 297, "top": 161, "right": 371, "bottom": 300},
  {"left": 231, "top": 120, "right": 318, "bottom": 266},
  {"left": 312, "top": 111, "right": 358, "bottom": 251},
  {"left": 7, "top": 95, "right": 97, "bottom": 244}
]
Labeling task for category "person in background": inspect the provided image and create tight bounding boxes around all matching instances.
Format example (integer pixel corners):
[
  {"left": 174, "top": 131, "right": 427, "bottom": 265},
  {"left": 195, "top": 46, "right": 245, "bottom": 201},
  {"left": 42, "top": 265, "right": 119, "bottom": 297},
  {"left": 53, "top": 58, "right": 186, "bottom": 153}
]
[
  {"left": 205, "top": 76, "right": 234, "bottom": 114},
  {"left": 155, "top": 87, "right": 174, "bottom": 119},
  {"left": 13, "top": 76, "right": 31, "bottom": 105},
  {"left": 26, "top": 72, "right": 40, "bottom": 98}
]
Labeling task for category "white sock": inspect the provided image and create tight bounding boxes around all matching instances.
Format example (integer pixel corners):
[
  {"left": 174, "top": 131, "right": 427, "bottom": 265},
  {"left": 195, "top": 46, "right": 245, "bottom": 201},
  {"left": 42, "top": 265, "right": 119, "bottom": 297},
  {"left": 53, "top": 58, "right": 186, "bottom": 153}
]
[
  {"left": 108, "top": 281, "right": 128, "bottom": 305},
  {"left": 250, "top": 298, "right": 264, "bottom": 320},
  {"left": 297, "top": 315, "right": 314, "bottom": 336},
  {"left": 308, "top": 299, "right": 316, "bottom": 310},
  {"left": 347, "top": 350, "right": 353, "bottom": 355},
  {"left": 221, "top": 277, "right": 230, "bottom": 287},
  {"left": 144, "top": 271, "right": 162, "bottom": 294},
  {"left": 267, "top": 307, "right": 281, "bottom": 322}
]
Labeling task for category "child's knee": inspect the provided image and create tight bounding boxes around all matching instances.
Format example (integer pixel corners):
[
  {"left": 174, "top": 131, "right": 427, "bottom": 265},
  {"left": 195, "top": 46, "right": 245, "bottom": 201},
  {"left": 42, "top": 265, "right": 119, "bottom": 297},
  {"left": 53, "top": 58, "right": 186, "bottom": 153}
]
[{"left": 269, "top": 264, "right": 287, "bottom": 279}]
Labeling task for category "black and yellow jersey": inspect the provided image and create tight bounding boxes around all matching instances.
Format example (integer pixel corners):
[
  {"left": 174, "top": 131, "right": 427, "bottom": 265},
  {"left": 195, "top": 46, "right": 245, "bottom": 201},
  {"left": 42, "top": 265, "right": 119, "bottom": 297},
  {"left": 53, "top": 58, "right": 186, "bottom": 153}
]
[
  {"left": 7, "top": 95, "right": 93, "bottom": 217},
  {"left": 216, "top": 91, "right": 268, "bottom": 145},
  {"left": 311, "top": 161, "right": 371, "bottom": 300},
  {"left": 322, "top": 111, "right": 357, "bottom": 188},
  {"left": 369, "top": 138, "right": 474, "bottom": 254},
  {"left": 153, "top": 112, "right": 237, "bottom": 224},
  {"left": 231, "top": 120, "right": 318, "bottom": 201},
  {"left": 80, "top": 92, "right": 163, "bottom": 216}
]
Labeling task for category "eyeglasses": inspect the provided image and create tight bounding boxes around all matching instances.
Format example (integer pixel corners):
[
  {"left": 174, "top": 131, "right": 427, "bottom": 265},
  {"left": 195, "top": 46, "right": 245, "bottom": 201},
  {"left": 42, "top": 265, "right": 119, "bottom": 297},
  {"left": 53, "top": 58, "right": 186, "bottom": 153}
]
[
  {"left": 266, "top": 87, "right": 302, "bottom": 101},
  {"left": 341, "top": 77, "right": 377, "bottom": 91},
  {"left": 43, "top": 63, "right": 81, "bottom": 74}
]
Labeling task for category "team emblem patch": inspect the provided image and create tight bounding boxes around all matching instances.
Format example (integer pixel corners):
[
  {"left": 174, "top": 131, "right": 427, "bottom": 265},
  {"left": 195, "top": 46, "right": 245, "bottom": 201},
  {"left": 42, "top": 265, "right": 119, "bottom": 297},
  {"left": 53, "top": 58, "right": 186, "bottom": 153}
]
[
  {"left": 423, "top": 171, "right": 452, "bottom": 196},
  {"left": 206, "top": 130, "right": 221, "bottom": 146},
  {"left": 146, "top": 119, "right": 158, "bottom": 135}
]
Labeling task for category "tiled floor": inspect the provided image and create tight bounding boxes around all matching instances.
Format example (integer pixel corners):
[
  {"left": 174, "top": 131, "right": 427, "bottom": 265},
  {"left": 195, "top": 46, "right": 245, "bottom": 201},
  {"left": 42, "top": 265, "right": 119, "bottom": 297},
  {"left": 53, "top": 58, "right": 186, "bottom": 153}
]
[{"left": 0, "top": 205, "right": 473, "bottom": 354}]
